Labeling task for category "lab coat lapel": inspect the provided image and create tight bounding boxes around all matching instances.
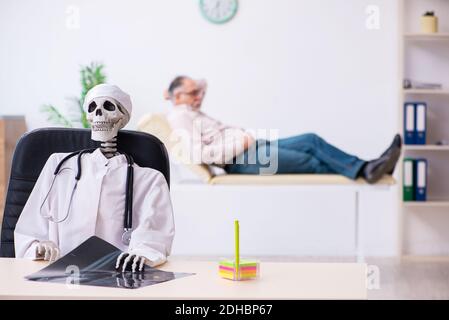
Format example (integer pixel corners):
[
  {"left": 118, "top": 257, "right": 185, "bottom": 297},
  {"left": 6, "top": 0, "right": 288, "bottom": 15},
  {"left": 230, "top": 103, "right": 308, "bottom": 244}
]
[{"left": 62, "top": 149, "right": 108, "bottom": 245}]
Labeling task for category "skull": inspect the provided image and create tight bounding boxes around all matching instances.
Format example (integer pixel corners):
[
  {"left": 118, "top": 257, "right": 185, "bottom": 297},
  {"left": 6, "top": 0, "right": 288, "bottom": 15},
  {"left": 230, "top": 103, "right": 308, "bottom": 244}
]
[{"left": 86, "top": 97, "right": 130, "bottom": 142}]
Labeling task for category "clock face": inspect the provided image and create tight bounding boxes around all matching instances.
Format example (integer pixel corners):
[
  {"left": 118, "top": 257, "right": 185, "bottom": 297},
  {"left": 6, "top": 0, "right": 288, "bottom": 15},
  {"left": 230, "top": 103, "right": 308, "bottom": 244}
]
[{"left": 199, "top": 0, "right": 238, "bottom": 24}]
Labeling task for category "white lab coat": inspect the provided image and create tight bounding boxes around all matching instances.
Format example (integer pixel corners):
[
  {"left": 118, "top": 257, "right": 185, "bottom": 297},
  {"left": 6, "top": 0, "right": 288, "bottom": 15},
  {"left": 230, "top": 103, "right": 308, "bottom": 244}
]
[{"left": 14, "top": 148, "right": 175, "bottom": 267}]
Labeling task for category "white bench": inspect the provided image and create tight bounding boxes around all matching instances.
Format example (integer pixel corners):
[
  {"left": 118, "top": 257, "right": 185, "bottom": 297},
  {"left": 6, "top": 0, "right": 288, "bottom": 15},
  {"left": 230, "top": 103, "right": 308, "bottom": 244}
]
[{"left": 138, "top": 114, "right": 397, "bottom": 261}]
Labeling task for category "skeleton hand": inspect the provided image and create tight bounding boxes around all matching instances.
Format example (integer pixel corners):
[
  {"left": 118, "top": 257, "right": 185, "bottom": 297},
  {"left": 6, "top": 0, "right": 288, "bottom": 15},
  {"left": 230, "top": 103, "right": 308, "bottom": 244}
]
[
  {"left": 116, "top": 272, "right": 145, "bottom": 289},
  {"left": 115, "top": 252, "right": 147, "bottom": 273},
  {"left": 35, "top": 241, "right": 60, "bottom": 262}
]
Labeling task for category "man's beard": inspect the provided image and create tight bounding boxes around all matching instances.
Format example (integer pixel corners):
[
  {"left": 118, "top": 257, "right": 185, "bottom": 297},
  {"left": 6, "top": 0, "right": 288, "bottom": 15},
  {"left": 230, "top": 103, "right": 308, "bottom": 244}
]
[{"left": 190, "top": 102, "right": 201, "bottom": 110}]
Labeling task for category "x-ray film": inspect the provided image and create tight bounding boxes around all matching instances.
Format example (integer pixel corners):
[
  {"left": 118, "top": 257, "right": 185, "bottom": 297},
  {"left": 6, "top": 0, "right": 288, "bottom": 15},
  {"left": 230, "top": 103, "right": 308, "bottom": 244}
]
[{"left": 25, "top": 236, "right": 194, "bottom": 289}]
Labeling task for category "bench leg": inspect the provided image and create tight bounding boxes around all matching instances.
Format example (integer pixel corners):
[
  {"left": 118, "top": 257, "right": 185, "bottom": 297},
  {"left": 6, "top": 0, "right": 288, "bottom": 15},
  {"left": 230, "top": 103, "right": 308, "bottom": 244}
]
[{"left": 355, "top": 191, "right": 365, "bottom": 263}]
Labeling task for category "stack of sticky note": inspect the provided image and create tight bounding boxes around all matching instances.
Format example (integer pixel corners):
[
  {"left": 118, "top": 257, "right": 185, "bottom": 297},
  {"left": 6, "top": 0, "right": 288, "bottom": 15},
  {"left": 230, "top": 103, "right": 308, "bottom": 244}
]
[
  {"left": 218, "top": 220, "right": 259, "bottom": 281},
  {"left": 219, "top": 259, "right": 259, "bottom": 280}
]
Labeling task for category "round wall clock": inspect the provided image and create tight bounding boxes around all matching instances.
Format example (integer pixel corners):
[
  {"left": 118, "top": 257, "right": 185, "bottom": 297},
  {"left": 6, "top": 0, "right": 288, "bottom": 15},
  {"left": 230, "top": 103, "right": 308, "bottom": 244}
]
[{"left": 199, "top": 0, "right": 239, "bottom": 24}]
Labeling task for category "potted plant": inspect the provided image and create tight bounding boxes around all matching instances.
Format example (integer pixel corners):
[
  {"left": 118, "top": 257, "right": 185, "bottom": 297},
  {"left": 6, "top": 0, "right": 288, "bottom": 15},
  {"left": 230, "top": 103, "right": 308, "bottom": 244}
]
[{"left": 41, "top": 62, "right": 106, "bottom": 128}]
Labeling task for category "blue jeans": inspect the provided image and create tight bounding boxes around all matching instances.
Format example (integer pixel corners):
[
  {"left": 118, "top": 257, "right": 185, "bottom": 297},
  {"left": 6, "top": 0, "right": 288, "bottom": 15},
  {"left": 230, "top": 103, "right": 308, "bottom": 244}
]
[{"left": 224, "top": 133, "right": 366, "bottom": 179}]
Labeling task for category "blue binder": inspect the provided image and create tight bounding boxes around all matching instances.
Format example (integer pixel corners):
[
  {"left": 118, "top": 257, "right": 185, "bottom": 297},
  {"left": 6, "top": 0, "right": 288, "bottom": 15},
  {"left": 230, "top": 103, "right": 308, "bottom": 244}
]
[
  {"left": 404, "top": 103, "right": 416, "bottom": 144},
  {"left": 414, "top": 158, "right": 427, "bottom": 201},
  {"left": 415, "top": 102, "right": 427, "bottom": 145}
]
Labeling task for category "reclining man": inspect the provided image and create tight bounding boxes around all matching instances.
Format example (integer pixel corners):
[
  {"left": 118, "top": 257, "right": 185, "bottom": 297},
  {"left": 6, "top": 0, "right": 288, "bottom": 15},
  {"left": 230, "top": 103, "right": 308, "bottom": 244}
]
[{"left": 165, "top": 76, "right": 401, "bottom": 183}]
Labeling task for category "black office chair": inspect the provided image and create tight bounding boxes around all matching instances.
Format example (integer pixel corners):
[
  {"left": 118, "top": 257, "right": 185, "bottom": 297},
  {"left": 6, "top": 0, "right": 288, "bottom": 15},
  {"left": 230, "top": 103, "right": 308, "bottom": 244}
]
[{"left": 0, "top": 128, "right": 170, "bottom": 257}]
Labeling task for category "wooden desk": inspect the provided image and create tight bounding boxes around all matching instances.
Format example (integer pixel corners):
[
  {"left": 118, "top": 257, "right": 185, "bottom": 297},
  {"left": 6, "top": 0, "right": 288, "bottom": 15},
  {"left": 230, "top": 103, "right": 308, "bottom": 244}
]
[{"left": 0, "top": 258, "right": 367, "bottom": 299}]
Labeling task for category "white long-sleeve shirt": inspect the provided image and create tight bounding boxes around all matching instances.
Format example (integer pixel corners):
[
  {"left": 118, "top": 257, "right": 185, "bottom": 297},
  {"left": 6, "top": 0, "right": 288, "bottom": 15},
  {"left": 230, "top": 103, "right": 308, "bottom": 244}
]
[
  {"left": 14, "top": 148, "right": 175, "bottom": 267},
  {"left": 166, "top": 105, "right": 253, "bottom": 165}
]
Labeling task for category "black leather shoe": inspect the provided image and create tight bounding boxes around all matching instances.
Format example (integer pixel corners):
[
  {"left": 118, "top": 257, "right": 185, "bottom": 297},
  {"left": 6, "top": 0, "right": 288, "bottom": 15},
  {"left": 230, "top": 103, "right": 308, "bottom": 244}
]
[
  {"left": 363, "top": 143, "right": 401, "bottom": 183},
  {"left": 381, "top": 134, "right": 402, "bottom": 157},
  {"left": 380, "top": 134, "right": 402, "bottom": 174}
]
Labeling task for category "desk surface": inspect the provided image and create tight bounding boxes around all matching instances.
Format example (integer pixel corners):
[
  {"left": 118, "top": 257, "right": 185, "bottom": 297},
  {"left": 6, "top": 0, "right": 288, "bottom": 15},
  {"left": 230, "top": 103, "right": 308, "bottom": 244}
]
[{"left": 0, "top": 258, "right": 367, "bottom": 299}]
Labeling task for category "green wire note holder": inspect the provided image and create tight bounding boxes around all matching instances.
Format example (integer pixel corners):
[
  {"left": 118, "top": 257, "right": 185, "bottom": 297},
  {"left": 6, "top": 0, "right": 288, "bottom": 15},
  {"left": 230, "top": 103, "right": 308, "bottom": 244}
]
[{"left": 218, "top": 220, "right": 260, "bottom": 281}]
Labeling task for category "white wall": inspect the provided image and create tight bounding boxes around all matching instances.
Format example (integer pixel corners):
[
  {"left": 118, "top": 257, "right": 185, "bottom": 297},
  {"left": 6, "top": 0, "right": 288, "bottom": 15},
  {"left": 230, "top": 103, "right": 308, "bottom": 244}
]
[
  {"left": 0, "top": 0, "right": 399, "bottom": 159},
  {"left": 0, "top": 0, "right": 401, "bottom": 255}
]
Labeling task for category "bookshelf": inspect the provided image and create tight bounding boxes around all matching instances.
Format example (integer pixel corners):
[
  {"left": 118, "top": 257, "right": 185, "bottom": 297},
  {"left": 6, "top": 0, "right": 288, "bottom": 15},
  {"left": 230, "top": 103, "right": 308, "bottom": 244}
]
[
  {"left": 404, "top": 33, "right": 449, "bottom": 40},
  {"left": 400, "top": 0, "right": 449, "bottom": 256},
  {"left": 403, "top": 201, "right": 449, "bottom": 208},
  {"left": 403, "top": 89, "right": 449, "bottom": 95},
  {"left": 404, "top": 145, "right": 449, "bottom": 151}
]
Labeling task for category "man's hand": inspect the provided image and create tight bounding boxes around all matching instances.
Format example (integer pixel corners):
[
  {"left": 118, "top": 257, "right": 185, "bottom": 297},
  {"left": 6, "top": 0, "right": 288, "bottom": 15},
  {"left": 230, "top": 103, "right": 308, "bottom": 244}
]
[
  {"left": 35, "top": 241, "right": 60, "bottom": 262},
  {"left": 243, "top": 134, "right": 256, "bottom": 150}
]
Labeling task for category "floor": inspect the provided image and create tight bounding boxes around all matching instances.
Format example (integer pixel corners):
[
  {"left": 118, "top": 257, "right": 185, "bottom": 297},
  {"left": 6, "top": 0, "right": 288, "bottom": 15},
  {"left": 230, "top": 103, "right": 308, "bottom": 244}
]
[
  {"left": 366, "top": 256, "right": 449, "bottom": 300},
  {"left": 171, "top": 255, "right": 449, "bottom": 300}
]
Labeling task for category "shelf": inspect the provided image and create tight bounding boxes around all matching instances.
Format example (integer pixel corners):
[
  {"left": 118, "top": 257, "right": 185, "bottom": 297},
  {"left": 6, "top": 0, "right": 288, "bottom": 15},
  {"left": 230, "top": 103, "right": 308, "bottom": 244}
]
[
  {"left": 403, "top": 201, "right": 449, "bottom": 207},
  {"left": 404, "top": 145, "right": 449, "bottom": 151},
  {"left": 401, "top": 255, "right": 449, "bottom": 262},
  {"left": 404, "top": 33, "right": 449, "bottom": 40},
  {"left": 403, "top": 89, "right": 449, "bottom": 95}
]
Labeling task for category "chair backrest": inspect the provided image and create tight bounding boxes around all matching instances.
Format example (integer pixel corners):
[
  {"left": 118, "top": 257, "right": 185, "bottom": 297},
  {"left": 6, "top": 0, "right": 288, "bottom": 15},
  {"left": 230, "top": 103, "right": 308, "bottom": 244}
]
[
  {"left": 0, "top": 128, "right": 170, "bottom": 257},
  {"left": 137, "top": 113, "right": 214, "bottom": 183}
]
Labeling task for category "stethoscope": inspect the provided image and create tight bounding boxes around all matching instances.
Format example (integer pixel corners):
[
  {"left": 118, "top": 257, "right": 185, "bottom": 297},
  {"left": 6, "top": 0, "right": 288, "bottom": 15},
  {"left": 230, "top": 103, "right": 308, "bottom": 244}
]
[{"left": 39, "top": 148, "right": 134, "bottom": 245}]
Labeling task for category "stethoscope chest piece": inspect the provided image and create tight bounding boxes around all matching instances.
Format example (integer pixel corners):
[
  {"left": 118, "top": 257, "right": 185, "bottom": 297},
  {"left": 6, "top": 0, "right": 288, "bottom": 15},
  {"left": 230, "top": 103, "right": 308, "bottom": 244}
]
[{"left": 122, "top": 229, "right": 132, "bottom": 246}]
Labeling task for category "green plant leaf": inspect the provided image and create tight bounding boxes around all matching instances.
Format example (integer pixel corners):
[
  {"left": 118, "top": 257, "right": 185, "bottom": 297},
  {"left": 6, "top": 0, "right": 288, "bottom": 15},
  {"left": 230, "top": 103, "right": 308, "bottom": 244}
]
[
  {"left": 40, "top": 104, "right": 73, "bottom": 127},
  {"left": 80, "top": 62, "right": 107, "bottom": 108},
  {"left": 40, "top": 61, "right": 106, "bottom": 128}
]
